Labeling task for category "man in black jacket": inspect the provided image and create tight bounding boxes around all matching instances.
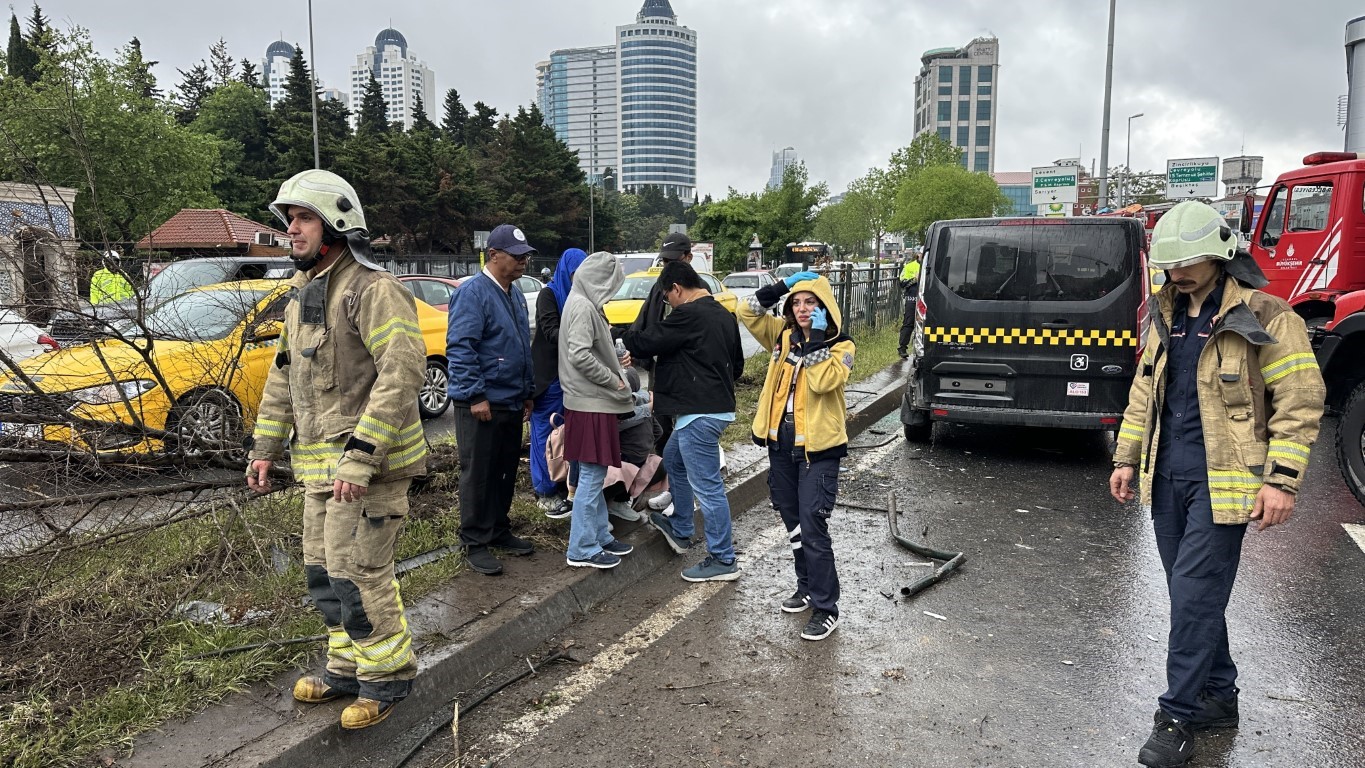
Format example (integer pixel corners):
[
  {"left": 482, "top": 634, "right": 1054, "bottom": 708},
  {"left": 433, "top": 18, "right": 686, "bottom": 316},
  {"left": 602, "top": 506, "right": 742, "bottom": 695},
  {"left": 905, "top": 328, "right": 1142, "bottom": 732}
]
[
  {"left": 629, "top": 232, "right": 693, "bottom": 373},
  {"left": 621, "top": 261, "right": 745, "bottom": 583}
]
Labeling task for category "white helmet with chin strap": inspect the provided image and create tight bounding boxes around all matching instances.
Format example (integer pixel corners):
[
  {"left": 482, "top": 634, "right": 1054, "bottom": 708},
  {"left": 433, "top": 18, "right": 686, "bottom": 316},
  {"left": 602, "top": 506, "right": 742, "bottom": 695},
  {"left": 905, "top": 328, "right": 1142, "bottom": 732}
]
[
  {"left": 1148, "top": 200, "right": 1237, "bottom": 270},
  {"left": 269, "top": 169, "right": 384, "bottom": 271}
]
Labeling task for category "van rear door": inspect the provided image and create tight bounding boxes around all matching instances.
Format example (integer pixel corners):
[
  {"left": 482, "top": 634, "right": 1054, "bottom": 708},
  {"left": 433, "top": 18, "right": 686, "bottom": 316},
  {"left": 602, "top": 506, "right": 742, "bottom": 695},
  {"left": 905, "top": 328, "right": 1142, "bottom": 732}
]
[{"left": 917, "top": 218, "right": 1144, "bottom": 426}]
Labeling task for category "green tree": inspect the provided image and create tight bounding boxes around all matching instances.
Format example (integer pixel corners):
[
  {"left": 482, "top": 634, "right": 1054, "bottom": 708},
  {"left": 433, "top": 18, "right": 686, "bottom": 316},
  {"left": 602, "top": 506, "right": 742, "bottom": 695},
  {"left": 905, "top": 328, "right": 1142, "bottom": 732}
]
[
  {"left": 890, "top": 165, "right": 1010, "bottom": 243},
  {"left": 208, "top": 38, "right": 234, "bottom": 87},
  {"left": 759, "top": 162, "right": 827, "bottom": 249},
  {"left": 174, "top": 60, "right": 211, "bottom": 125},
  {"left": 692, "top": 191, "right": 761, "bottom": 272},
  {"left": 480, "top": 104, "right": 586, "bottom": 253},
  {"left": 410, "top": 93, "right": 436, "bottom": 133},
  {"left": 887, "top": 132, "right": 964, "bottom": 189},
  {"left": 193, "top": 82, "right": 273, "bottom": 219},
  {"left": 356, "top": 72, "right": 388, "bottom": 134},
  {"left": 440, "top": 88, "right": 467, "bottom": 144},
  {"left": 465, "top": 101, "right": 498, "bottom": 150},
  {"left": 1110, "top": 165, "right": 1169, "bottom": 206},
  {"left": 239, "top": 58, "right": 261, "bottom": 89},
  {"left": 812, "top": 196, "right": 868, "bottom": 257},
  {"left": 6, "top": 12, "right": 37, "bottom": 83},
  {"left": 268, "top": 45, "right": 349, "bottom": 177},
  {"left": 117, "top": 37, "right": 160, "bottom": 101},
  {"left": 0, "top": 29, "right": 220, "bottom": 250}
]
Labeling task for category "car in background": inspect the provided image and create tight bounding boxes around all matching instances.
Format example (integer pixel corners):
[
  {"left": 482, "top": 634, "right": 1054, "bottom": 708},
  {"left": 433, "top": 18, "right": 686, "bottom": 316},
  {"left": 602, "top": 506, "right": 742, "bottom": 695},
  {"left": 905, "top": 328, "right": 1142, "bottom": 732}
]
[
  {"left": 1, "top": 279, "right": 451, "bottom": 458},
  {"left": 398, "top": 273, "right": 542, "bottom": 331},
  {"left": 603, "top": 268, "right": 738, "bottom": 329},
  {"left": 772, "top": 262, "right": 805, "bottom": 281},
  {"left": 0, "top": 309, "right": 60, "bottom": 364},
  {"left": 50, "top": 256, "right": 295, "bottom": 345},
  {"left": 721, "top": 270, "right": 777, "bottom": 301}
]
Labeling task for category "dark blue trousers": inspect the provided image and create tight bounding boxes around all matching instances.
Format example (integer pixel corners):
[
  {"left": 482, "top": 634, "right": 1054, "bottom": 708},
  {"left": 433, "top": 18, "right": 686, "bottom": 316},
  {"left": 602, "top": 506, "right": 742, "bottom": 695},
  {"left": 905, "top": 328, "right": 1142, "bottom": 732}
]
[
  {"left": 768, "top": 419, "right": 841, "bottom": 615},
  {"left": 1151, "top": 474, "right": 1247, "bottom": 721}
]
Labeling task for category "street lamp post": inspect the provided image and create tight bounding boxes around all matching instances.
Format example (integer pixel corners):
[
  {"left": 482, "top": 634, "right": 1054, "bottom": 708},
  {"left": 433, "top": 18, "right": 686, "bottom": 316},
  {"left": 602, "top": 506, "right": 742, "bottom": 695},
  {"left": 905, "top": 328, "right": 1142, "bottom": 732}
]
[
  {"left": 1121, "top": 112, "right": 1144, "bottom": 207},
  {"left": 589, "top": 111, "right": 600, "bottom": 253}
]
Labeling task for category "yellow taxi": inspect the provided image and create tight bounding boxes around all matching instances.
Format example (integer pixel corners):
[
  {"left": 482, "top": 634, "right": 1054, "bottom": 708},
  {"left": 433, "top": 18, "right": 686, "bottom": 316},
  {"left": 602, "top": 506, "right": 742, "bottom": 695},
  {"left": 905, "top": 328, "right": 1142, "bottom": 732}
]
[
  {"left": 0, "top": 280, "right": 450, "bottom": 459},
  {"left": 603, "top": 267, "right": 739, "bottom": 329}
]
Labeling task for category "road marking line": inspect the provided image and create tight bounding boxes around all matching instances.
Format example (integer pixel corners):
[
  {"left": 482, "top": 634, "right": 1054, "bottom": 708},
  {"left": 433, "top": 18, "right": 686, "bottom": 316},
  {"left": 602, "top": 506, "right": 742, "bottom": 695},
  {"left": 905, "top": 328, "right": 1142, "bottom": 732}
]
[
  {"left": 1342, "top": 523, "right": 1365, "bottom": 554},
  {"left": 476, "top": 523, "right": 789, "bottom": 764}
]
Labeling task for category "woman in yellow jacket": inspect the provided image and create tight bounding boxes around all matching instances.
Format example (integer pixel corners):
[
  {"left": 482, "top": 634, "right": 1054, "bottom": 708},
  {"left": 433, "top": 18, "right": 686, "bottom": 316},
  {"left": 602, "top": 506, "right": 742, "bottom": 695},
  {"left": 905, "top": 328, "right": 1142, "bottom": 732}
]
[{"left": 738, "top": 271, "right": 855, "bottom": 641}]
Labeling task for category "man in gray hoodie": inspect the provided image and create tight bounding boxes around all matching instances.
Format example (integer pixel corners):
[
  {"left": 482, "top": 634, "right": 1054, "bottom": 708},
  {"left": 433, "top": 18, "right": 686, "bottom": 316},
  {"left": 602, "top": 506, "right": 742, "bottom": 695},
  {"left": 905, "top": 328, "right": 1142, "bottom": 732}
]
[{"left": 559, "top": 252, "right": 637, "bottom": 569}]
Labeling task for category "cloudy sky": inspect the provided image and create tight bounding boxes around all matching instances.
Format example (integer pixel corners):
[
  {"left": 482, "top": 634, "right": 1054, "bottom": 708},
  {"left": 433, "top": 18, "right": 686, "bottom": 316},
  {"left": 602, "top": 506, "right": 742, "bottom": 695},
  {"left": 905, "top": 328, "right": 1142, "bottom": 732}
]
[{"left": 28, "top": 0, "right": 1365, "bottom": 197}]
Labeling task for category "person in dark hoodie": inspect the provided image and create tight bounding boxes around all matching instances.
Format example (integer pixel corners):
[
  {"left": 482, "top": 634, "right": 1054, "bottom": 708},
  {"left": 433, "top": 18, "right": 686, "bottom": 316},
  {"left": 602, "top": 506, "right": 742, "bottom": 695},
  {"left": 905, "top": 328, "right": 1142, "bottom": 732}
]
[
  {"left": 620, "top": 260, "right": 745, "bottom": 583},
  {"left": 559, "top": 251, "right": 637, "bottom": 569},
  {"left": 738, "top": 270, "right": 856, "bottom": 641},
  {"left": 530, "top": 247, "right": 588, "bottom": 518}
]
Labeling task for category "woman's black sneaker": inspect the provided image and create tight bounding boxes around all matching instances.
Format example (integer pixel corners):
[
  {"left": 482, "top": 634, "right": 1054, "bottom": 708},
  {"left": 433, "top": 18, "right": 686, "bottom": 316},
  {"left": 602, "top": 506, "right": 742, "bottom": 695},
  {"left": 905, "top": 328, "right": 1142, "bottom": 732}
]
[
  {"left": 800, "top": 609, "right": 839, "bottom": 640},
  {"left": 1138, "top": 710, "right": 1194, "bottom": 768},
  {"left": 780, "top": 591, "right": 810, "bottom": 613}
]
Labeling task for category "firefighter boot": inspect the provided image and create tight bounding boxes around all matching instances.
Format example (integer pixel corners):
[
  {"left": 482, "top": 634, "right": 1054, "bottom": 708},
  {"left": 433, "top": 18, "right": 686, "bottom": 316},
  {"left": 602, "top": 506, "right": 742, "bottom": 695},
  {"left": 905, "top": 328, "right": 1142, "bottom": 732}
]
[
  {"left": 341, "top": 697, "right": 397, "bottom": 730},
  {"left": 293, "top": 676, "right": 356, "bottom": 704}
]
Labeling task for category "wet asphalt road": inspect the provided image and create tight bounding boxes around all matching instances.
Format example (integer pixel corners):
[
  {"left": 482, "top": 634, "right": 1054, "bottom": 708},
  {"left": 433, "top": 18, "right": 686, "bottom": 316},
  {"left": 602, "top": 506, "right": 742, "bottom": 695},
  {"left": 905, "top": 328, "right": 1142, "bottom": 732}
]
[{"left": 405, "top": 411, "right": 1365, "bottom": 768}]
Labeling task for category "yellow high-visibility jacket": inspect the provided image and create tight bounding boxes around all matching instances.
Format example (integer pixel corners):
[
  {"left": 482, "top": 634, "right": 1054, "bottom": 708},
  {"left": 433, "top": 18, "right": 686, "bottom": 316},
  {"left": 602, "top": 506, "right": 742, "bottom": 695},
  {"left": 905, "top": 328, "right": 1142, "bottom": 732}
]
[
  {"left": 1114, "top": 276, "right": 1326, "bottom": 523},
  {"left": 90, "top": 267, "right": 134, "bottom": 304},
  {"left": 248, "top": 249, "right": 427, "bottom": 488}
]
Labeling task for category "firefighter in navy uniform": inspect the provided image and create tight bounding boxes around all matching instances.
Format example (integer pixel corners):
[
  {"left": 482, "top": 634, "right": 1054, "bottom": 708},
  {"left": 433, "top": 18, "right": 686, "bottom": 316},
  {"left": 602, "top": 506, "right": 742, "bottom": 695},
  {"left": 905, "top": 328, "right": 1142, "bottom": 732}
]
[
  {"left": 1109, "top": 201, "right": 1324, "bottom": 768},
  {"left": 246, "top": 169, "right": 427, "bottom": 730}
]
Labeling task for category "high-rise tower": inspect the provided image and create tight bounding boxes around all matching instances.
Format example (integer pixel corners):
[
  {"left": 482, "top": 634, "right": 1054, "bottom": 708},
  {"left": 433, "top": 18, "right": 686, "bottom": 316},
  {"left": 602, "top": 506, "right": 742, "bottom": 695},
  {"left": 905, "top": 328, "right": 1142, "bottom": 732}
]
[
  {"left": 615, "top": 0, "right": 697, "bottom": 199},
  {"left": 912, "top": 37, "right": 999, "bottom": 173},
  {"left": 348, "top": 28, "right": 435, "bottom": 131}
]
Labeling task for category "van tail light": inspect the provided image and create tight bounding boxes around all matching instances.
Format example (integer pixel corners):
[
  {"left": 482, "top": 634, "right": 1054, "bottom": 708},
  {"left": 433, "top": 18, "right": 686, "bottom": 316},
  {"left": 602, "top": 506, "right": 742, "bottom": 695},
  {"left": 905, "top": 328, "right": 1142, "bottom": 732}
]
[
  {"left": 915, "top": 297, "right": 927, "bottom": 321},
  {"left": 37, "top": 333, "right": 59, "bottom": 352},
  {"left": 1100, "top": 417, "right": 1118, "bottom": 425},
  {"left": 932, "top": 408, "right": 949, "bottom": 417}
]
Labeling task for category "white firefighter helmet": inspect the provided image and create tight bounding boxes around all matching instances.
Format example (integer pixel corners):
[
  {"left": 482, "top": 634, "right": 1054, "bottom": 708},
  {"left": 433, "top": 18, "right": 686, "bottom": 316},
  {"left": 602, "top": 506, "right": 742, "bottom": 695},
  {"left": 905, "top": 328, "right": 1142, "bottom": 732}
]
[{"left": 1148, "top": 200, "right": 1237, "bottom": 270}]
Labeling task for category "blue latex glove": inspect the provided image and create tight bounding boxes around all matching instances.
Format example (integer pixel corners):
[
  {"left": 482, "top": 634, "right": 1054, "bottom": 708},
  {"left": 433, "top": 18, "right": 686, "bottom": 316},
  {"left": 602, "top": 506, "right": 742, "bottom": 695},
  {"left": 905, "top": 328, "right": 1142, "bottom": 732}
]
[
  {"left": 784, "top": 270, "right": 820, "bottom": 288},
  {"left": 809, "top": 306, "right": 828, "bottom": 331}
]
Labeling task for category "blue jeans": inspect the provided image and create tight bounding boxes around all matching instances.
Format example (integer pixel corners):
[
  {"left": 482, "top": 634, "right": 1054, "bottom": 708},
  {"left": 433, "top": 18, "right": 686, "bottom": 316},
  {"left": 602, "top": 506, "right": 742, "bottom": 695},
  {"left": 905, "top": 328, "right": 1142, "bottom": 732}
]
[
  {"left": 1151, "top": 473, "right": 1247, "bottom": 721},
  {"left": 567, "top": 462, "right": 613, "bottom": 561},
  {"left": 529, "top": 381, "right": 563, "bottom": 497},
  {"left": 663, "top": 416, "right": 735, "bottom": 562}
]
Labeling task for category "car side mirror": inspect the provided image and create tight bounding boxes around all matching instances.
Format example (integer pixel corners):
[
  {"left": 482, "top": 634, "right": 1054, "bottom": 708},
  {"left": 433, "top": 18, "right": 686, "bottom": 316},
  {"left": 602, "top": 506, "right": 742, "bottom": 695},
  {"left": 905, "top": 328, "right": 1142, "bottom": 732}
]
[{"left": 249, "top": 319, "right": 282, "bottom": 342}]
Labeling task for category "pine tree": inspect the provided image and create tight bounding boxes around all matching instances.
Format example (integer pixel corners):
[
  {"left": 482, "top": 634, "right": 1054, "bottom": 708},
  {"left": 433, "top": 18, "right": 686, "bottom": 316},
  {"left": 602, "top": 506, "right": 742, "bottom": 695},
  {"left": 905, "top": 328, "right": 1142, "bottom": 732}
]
[
  {"left": 24, "top": 3, "right": 52, "bottom": 56},
  {"left": 465, "top": 101, "right": 498, "bottom": 149},
  {"left": 208, "top": 38, "right": 234, "bottom": 87},
  {"left": 278, "top": 45, "right": 312, "bottom": 112},
  {"left": 174, "top": 61, "right": 211, "bottom": 125},
  {"left": 7, "top": 12, "right": 38, "bottom": 84},
  {"left": 269, "top": 45, "right": 350, "bottom": 175},
  {"left": 410, "top": 93, "right": 436, "bottom": 133},
  {"left": 356, "top": 72, "right": 388, "bottom": 134},
  {"left": 441, "top": 88, "right": 468, "bottom": 144},
  {"left": 239, "top": 59, "right": 261, "bottom": 88},
  {"left": 118, "top": 37, "right": 161, "bottom": 101}
]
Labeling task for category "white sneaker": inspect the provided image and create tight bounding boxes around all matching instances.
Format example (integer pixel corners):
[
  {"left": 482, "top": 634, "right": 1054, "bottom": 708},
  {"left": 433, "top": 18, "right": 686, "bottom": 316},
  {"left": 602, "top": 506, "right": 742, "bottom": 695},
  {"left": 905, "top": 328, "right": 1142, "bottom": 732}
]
[
  {"left": 607, "top": 500, "right": 642, "bottom": 521},
  {"left": 647, "top": 492, "right": 673, "bottom": 511}
]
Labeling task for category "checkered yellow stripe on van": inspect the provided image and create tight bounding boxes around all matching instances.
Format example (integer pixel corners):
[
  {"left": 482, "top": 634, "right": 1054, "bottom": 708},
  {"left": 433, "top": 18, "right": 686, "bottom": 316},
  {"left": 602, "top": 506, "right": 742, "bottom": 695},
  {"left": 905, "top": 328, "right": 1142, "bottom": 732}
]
[{"left": 923, "top": 327, "right": 1138, "bottom": 346}]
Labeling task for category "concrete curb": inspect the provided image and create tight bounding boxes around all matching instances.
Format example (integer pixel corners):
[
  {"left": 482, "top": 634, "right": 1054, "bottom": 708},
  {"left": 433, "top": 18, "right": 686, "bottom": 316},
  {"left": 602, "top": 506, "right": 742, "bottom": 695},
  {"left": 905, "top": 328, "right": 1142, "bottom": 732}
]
[{"left": 123, "top": 364, "right": 910, "bottom": 768}]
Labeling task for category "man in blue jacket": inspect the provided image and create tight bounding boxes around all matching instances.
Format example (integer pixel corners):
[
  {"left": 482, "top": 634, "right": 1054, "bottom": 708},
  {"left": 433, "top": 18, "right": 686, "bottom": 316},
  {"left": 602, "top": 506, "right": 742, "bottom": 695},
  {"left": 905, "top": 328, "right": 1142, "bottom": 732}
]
[{"left": 446, "top": 224, "right": 537, "bottom": 575}]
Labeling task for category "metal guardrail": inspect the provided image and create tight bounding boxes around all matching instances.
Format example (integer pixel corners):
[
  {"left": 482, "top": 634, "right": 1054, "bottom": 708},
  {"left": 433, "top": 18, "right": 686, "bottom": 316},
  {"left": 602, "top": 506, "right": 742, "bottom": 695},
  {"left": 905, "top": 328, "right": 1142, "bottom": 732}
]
[{"left": 821, "top": 263, "right": 904, "bottom": 333}]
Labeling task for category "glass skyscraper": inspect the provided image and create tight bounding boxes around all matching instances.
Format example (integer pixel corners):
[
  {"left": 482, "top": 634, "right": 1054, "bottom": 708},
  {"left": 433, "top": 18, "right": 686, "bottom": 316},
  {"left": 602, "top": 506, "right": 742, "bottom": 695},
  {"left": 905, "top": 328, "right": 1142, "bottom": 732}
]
[
  {"left": 912, "top": 37, "right": 999, "bottom": 174},
  {"left": 615, "top": 0, "right": 698, "bottom": 199},
  {"left": 536, "top": 46, "right": 619, "bottom": 186}
]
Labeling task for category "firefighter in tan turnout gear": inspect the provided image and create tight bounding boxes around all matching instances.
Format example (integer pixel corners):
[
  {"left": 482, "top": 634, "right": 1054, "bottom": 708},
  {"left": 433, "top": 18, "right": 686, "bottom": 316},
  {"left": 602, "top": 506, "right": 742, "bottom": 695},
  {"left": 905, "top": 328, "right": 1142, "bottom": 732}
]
[{"left": 246, "top": 169, "right": 427, "bottom": 730}]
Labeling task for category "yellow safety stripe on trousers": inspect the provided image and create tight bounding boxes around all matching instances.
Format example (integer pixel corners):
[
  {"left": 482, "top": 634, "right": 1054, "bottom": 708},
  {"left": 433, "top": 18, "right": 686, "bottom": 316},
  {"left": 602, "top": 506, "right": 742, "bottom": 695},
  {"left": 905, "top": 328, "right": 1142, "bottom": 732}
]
[
  {"left": 1259, "top": 352, "right": 1318, "bottom": 385},
  {"left": 1267, "top": 439, "right": 1311, "bottom": 463},
  {"left": 353, "top": 581, "right": 413, "bottom": 675},
  {"left": 328, "top": 629, "right": 356, "bottom": 662},
  {"left": 1118, "top": 422, "right": 1144, "bottom": 442},
  {"left": 922, "top": 326, "right": 1138, "bottom": 346},
  {"left": 365, "top": 317, "right": 422, "bottom": 354},
  {"left": 254, "top": 417, "right": 292, "bottom": 440},
  {"left": 355, "top": 414, "right": 402, "bottom": 447}
]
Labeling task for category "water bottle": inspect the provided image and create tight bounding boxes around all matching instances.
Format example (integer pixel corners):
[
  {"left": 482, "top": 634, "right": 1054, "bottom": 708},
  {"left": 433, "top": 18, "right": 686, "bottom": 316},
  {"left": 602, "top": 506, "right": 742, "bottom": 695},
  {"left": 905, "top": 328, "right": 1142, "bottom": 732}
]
[{"left": 615, "top": 338, "right": 629, "bottom": 365}]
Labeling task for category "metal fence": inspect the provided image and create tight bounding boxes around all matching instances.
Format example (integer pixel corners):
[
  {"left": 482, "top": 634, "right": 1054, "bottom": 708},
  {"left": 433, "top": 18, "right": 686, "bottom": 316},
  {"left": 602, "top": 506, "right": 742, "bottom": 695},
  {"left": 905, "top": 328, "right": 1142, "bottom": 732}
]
[{"left": 821, "top": 263, "right": 905, "bottom": 333}]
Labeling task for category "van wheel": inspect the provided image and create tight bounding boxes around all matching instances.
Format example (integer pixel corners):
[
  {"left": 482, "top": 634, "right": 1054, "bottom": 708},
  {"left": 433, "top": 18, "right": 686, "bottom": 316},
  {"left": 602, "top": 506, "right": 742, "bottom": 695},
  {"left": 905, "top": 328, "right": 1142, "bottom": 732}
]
[
  {"left": 903, "top": 412, "right": 932, "bottom": 443},
  {"left": 1337, "top": 379, "right": 1365, "bottom": 507}
]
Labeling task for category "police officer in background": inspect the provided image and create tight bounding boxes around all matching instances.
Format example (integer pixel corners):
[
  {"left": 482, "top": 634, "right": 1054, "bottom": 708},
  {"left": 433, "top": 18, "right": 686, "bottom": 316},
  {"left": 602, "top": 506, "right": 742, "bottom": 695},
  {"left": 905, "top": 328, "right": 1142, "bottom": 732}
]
[
  {"left": 247, "top": 169, "right": 427, "bottom": 730},
  {"left": 1109, "top": 201, "right": 1324, "bottom": 768},
  {"left": 896, "top": 250, "right": 921, "bottom": 360}
]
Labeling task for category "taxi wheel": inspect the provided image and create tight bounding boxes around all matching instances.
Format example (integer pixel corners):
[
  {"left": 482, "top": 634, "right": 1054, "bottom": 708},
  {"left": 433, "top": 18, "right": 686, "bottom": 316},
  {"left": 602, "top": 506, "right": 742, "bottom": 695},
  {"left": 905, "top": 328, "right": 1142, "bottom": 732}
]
[
  {"left": 419, "top": 358, "right": 450, "bottom": 420},
  {"left": 170, "top": 389, "right": 246, "bottom": 463}
]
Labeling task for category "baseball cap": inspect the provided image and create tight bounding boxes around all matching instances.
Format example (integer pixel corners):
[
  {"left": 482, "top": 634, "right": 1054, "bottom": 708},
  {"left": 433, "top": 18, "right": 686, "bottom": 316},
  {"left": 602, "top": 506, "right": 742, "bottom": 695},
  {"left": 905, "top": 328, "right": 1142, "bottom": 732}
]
[
  {"left": 487, "top": 224, "right": 537, "bottom": 256},
  {"left": 659, "top": 232, "right": 692, "bottom": 260}
]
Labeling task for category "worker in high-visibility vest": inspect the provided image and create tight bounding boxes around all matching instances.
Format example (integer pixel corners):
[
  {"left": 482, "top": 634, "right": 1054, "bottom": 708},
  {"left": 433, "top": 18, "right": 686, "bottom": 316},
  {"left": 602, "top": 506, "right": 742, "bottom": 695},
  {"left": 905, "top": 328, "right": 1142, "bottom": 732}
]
[
  {"left": 896, "top": 251, "right": 921, "bottom": 360},
  {"left": 89, "top": 255, "right": 134, "bottom": 305}
]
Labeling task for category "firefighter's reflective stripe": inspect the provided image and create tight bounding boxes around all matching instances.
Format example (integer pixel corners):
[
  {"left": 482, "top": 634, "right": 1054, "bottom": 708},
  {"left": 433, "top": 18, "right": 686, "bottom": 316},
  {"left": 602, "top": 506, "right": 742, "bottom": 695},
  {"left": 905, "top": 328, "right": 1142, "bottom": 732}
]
[
  {"left": 1267, "top": 438, "right": 1311, "bottom": 464},
  {"left": 1259, "top": 352, "right": 1317, "bottom": 385},
  {"left": 923, "top": 326, "right": 1138, "bottom": 346},
  {"left": 328, "top": 628, "right": 356, "bottom": 662},
  {"left": 1208, "top": 470, "right": 1262, "bottom": 511},
  {"left": 353, "top": 583, "right": 414, "bottom": 675},
  {"left": 255, "top": 417, "right": 292, "bottom": 440},
  {"left": 355, "top": 413, "right": 402, "bottom": 447},
  {"left": 385, "top": 424, "right": 427, "bottom": 471},
  {"left": 1118, "top": 421, "right": 1144, "bottom": 443},
  {"left": 292, "top": 440, "right": 345, "bottom": 481},
  {"left": 364, "top": 317, "right": 422, "bottom": 354}
]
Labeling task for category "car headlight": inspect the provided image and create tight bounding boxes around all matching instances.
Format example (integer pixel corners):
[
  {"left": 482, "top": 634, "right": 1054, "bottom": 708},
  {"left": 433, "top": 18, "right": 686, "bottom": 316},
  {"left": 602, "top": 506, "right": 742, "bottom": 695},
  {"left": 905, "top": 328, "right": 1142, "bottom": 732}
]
[{"left": 69, "top": 379, "right": 158, "bottom": 404}]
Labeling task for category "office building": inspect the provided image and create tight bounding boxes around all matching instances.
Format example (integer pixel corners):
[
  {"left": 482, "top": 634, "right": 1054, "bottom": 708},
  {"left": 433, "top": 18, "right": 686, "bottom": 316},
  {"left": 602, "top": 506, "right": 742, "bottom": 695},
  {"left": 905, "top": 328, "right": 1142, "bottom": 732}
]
[
  {"left": 767, "top": 147, "right": 800, "bottom": 189},
  {"left": 615, "top": 0, "right": 698, "bottom": 199},
  {"left": 537, "top": 46, "right": 619, "bottom": 185},
  {"left": 912, "top": 36, "right": 999, "bottom": 173},
  {"left": 263, "top": 40, "right": 297, "bottom": 106},
  {"left": 348, "top": 28, "right": 435, "bottom": 131}
]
